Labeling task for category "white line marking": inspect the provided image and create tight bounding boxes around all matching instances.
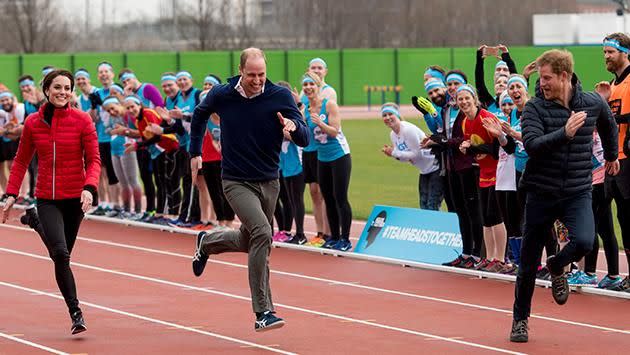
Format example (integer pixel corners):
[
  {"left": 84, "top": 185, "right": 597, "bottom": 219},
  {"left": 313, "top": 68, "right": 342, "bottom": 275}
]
[
  {"left": 1, "top": 223, "right": 628, "bottom": 335},
  {"left": 0, "top": 280, "right": 295, "bottom": 355},
  {"left": 0, "top": 331, "right": 69, "bottom": 355},
  {"left": 0, "top": 247, "right": 525, "bottom": 355}
]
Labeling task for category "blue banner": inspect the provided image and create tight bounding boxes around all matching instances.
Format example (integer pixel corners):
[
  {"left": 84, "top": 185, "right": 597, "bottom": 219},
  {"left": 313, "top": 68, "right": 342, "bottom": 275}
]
[{"left": 354, "top": 205, "right": 462, "bottom": 265}]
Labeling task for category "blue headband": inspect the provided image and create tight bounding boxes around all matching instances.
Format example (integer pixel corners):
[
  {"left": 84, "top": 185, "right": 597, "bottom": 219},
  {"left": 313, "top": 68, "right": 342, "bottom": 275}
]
[
  {"left": 176, "top": 71, "right": 192, "bottom": 80},
  {"left": 161, "top": 75, "right": 177, "bottom": 83},
  {"left": 424, "top": 69, "right": 445, "bottom": 82},
  {"left": 603, "top": 39, "right": 629, "bottom": 53},
  {"left": 456, "top": 84, "right": 476, "bottom": 97},
  {"left": 204, "top": 76, "right": 220, "bottom": 85},
  {"left": 381, "top": 106, "right": 400, "bottom": 118},
  {"left": 309, "top": 58, "right": 327, "bottom": 68},
  {"left": 124, "top": 96, "right": 141, "bottom": 105},
  {"left": 120, "top": 73, "right": 136, "bottom": 82},
  {"left": 507, "top": 76, "right": 528, "bottom": 90},
  {"left": 42, "top": 68, "right": 54, "bottom": 76},
  {"left": 0, "top": 92, "right": 13, "bottom": 100},
  {"left": 19, "top": 79, "right": 35, "bottom": 87},
  {"left": 424, "top": 78, "right": 446, "bottom": 93},
  {"left": 74, "top": 70, "right": 90, "bottom": 79},
  {"left": 102, "top": 97, "right": 120, "bottom": 107},
  {"left": 495, "top": 61, "right": 508, "bottom": 69},
  {"left": 109, "top": 85, "right": 124, "bottom": 94},
  {"left": 446, "top": 73, "right": 466, "bottom": 84},
  {"left": 302, "top": 77, "right": 315, "bottom": 84},
  {"left": 98, "top": 63, "right": 113, "bottom": 71},
  {"left": 500, "top": 92, "right": 513, "bottom": 105}
]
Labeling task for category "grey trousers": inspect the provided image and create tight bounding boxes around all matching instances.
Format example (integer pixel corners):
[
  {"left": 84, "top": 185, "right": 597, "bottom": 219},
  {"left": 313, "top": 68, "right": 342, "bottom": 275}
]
[{"left": 200, "top": 179, "right": 280, "bottom": 313}]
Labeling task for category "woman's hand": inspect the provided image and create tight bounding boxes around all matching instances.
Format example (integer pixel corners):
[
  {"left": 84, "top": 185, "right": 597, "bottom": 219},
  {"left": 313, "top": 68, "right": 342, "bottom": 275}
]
[
  {"left": 124, "top": 142, "right": 137, "bottom": 154},
  {"left": 80, "top": 190, "right": 93, "bottom": 213},
  {"left": 2, "top": 196, "right": 15, "bottom": 223},
  {"left": 382, "top": 145, "right": 394, "bottom": 157},
  {"left": 459, "top": 140, "right": 471, "bottom": 154}
]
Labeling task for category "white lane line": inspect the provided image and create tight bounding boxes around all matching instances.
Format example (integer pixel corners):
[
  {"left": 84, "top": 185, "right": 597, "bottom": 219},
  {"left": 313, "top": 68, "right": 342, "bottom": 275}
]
[
  {"left": 1, "top": 223, "right": 628, "bottom": 335},
  {"left": 0, "top": 280, "right": 295, "bottom": 355},
  {"left": 0, "top": 331, "right": 69, "bottom": 355},
  {"left": 0, "top": 247, "right": 525, "bottom": 355}
]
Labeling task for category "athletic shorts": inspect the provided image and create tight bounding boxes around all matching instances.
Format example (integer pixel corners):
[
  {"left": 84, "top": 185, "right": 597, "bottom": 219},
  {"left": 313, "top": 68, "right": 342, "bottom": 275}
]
[
  {"left": 99, "top": 142, "right": 119, "bottom": 185},
  {"left": 0, "top": 140, "right": 18, "bottom": 162},
  {"left": 302, "top": 150, "right": 318, "bottom": 184},
  {"left": 480, "top": 185, "right": 502, "bottom": 227}
]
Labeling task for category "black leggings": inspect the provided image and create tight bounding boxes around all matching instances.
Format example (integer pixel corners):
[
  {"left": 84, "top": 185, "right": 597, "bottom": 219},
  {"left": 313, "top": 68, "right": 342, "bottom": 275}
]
[
  {"left": 177, "top": 149, "right": 200, "bottom": 222},
  {"left": 497, "top": 190, "right": 521, "bottom": 237},
  {"left": 584, "top": 183, "right": 619, "bottom": 275},
  {"left": 202, "top": 161, "right": 234, "bottom": 221},
  {"left": 447, "top": 167, "right": 483, "bottom": 257},
  {"left": 318, "top": 154, "right": 352, "bottom": 240},
  {"left": 155, "top": 151, "right": 181, "bottom": 215},
  {"left": 274, "top": 172, "right": 293, "bottom": 231},
  {"left": 37, "top": 198, "right": 84, "bottom": 315},
  {"left": 607, "top": 175, "right": 630, "bottom": 268},
  {"left": 136, "top": 149, "right": 156, "bottom": 212},
  {"left": 284, "top": 173, "right": 306, "bottom": 235}
]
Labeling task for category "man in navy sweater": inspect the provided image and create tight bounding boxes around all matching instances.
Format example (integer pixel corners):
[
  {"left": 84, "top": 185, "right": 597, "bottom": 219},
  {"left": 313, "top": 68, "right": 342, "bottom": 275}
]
[{"left": 189, "top": 47, "right": 309, "bottom": 332}]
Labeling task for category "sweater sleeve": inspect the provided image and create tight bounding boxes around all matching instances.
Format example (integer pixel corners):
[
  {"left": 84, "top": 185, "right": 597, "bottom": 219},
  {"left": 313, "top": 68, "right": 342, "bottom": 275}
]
[
  {"left": 81, "top": 116, "right": 101, "bottom": 190},
  {"left": 143, "top": 84, "right": 165, "bottom": 108},
  {"left": 522, "top": 101, "right": 571, "bottom": 157},
  {"left": 596, "top": 95, "right": 619, "bottom": 162},
  {"left": 190, "top": 88, "right": 217, "bottom": 156},
  {"left": 475, "top": 50, "right": 494, "bottom": 107},
  {"left": 392, "top": 125, "right": 424, "bottom": 162},
  {"left": 5, "top": 117, "right": 36, "bottom": 197}
]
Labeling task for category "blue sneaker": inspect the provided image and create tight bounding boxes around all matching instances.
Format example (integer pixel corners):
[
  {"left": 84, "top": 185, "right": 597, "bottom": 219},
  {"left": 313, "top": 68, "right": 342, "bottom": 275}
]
[
  {"left": 568, "top": 271, "right": 597, "bottom": 287},
  {"left": 254, "top": 311, "right": 285, "bottom": 332},
  {"left": 322, "top": 238, "right": 339, "bottom": 249},
  {"left": 333, "top": 239, "right": 353, "bottom": 252},
  {"left": 598, "top": 275, "right": 624, "bottom": 290}
]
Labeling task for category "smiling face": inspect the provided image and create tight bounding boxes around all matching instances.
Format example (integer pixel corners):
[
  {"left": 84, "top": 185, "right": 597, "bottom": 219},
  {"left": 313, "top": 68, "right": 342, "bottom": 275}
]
[
  {"left": 98, "top": 65, "right": 114, "bottom": 87},
  {"left": 538, "top": 64, "right": 568, "bottom": 102},
  {"left": 382, "top": 111, "right": 400, "bottom": 131},
  {"left": 447, "top": 80, "right": 463, "bottom": 98},
  {"left": 501, "top": 101, "right": 515, "bottom": 116},
  {"left": 176, "top": 76, "right": 193, "bottom": 91},
  {"left": 239, "top": 56, "right": 266, "bottom": 97},
  {"left": 495, "top": 65, "right": 509, "bottom": 77},
  {"left": 203, "top": 82, "right": 214, "bottom": 91},
  {"left": 75, "top": 75, "right": 90, "bottom": 91},
  {"left": 122, "top": 76, "right": 140, "bottom": 91},
  {"left": 494, "top": 76, "right": 508, "bottom": 96},
  {"left": 508, "top": 81, "right": 529, "bottom": 109},
  {"left": 0, "top": 95, "right": 13, "bottom": 112},
  {"left": 124, "top": 100, "right": 141, "bottom": 118},
  {"left": 309, "top": 61, "right": 327, "bottom": 81},
  {"left": 428, "top": 87, "right": 447, "bottom": 107},
  {"left": 456, "top": 90, "right": 476, "bottom": 116},
  {"left": 161, "top": 80, "right": 178, "bottom": 98},
  {"left": 45, "top": 75, "right": 72, "bottom": 107},
  {"left": 302, "top": 80, "right": 319, "bottom": 99},
  {"left": 604, "top": 46, "right": 626, "bottom": 73},
  {"left": 104, "top": 102, "right": 124, "bottom": 117}
]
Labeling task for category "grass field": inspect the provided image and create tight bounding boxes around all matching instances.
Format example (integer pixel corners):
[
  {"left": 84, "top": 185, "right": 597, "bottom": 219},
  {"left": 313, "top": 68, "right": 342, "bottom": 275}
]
[{"left": 305, "top": 117, "right": 626, "bottom": 250}]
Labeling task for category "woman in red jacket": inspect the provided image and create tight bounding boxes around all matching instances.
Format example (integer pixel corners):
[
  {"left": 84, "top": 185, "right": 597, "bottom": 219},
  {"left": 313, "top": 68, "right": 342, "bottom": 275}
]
[{"left": 2, "top": 69, "right": 101, "bottom": 335}]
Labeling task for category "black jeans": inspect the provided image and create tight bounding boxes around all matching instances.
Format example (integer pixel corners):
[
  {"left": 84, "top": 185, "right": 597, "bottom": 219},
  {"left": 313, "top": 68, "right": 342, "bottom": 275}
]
[
  {"left": 37, "top": 198, "right": 84, "bottom": 315},
  {"left": 513, "top": 190, "right": 594, "bottom": 321}
]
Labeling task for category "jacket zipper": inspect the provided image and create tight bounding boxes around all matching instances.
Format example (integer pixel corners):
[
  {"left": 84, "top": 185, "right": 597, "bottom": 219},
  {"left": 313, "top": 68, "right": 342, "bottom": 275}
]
[{"left": 52, "top": 141, "right": 56, "bottom": 199}]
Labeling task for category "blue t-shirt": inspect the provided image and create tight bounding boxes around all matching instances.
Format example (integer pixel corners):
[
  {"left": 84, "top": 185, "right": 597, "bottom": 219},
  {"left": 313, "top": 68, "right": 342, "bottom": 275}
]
[
  {"left": 511, "top": 109, "right": 528, "bottom": 173},
  {"left": 305, "top": 99, "right": 350, "bottom": 162},
  {"left": 279, "top": 139, "right": 303, "bottom": 177}
]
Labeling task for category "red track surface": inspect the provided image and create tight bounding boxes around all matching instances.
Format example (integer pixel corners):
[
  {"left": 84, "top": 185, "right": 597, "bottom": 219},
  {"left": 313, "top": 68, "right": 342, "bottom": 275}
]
[{"left": 0, "top": 211, "right": 628, "bottom": 354}]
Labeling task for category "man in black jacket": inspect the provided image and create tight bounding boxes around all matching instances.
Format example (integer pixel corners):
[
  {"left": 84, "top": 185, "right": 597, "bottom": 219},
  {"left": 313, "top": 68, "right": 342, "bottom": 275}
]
[{"left": 510, "top": 50, "right": 619, "bottom": 343}]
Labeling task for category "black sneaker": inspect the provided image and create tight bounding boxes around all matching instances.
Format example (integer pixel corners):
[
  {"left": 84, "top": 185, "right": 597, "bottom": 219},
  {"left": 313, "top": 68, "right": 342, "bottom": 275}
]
[
  {"left": 509, "top": 319, "right": 528, "bottom": 343},
  {"left": 192, "top": 232, "right": 209, "bottom": 277},
  {"left": 442, "top": 255, "right": 463, "bottom": 267},
  {"left": 70, "top": 311, "right": 87, "bottom": 335},
  {"left": 254, "top": 311, "right": 285, "bottom": 332},
  {"left": 547, "top": 256, "right": 569, "bottom": 305},
  {"left": 287, "top": 233, "right": 307, "bottom": 245},
  {"left": 536, "top": 266, "right": 551, "bottom": 281}
]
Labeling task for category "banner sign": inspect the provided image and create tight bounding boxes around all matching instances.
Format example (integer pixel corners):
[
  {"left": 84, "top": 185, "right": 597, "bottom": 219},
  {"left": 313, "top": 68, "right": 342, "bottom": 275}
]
[{"left": 353, "top": 205, "right": 462, "bottom": 265}]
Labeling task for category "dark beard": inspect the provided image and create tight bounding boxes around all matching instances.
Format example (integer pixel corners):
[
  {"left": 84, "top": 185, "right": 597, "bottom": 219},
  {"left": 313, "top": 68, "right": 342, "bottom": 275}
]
[
  {"left": 432, "top": 95, "right": 446, "bottom": 107},
  {"left": 1, "top": 104, "right": 12, "bottom": 112}
]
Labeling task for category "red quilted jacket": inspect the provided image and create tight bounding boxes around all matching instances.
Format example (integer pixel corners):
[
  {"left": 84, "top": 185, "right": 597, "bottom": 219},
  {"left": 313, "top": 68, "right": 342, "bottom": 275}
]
[{"left": 6, "top": 104, "right": 101, "bottom": 200}]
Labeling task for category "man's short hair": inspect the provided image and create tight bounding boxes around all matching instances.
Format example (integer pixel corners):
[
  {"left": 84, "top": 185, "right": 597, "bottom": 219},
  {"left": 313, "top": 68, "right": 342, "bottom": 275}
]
[{"left": 536, "top": 49, "right": 574, "bottom": 77}]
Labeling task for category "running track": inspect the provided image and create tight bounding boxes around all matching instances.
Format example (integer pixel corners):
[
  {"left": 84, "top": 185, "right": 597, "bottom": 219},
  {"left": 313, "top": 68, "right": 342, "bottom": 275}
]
[{"left": 0, "top": 211, "right": 628, "bottom": 354}]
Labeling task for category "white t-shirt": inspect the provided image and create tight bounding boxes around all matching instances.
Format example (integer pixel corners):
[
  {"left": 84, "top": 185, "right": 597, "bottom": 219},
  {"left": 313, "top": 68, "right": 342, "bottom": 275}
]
[
  {"left": 0, "top": 103, "right": 26, "bottom": 126},
  {"left": 390, "top": 121, "right": 439, "bottom": 174},
  {"left": 496, "top": 146, "right": 516, "bottom": 191}
]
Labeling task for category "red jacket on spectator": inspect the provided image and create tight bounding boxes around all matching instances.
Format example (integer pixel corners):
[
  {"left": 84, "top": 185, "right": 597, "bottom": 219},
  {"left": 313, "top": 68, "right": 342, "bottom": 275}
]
[
  {"left": 135, "top": 108, "right": 179, "bottom": 153},
  {"left": 6, "top": 104, "right": 101, "bottom": 200}
]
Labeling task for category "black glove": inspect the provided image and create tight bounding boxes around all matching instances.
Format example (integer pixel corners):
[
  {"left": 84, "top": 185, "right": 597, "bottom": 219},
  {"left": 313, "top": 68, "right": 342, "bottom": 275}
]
[{"left": 88, "top": 92, "right": 102, "bottom": 110}]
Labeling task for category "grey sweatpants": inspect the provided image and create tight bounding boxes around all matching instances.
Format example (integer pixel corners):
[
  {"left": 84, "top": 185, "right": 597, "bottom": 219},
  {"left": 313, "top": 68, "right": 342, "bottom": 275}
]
[{"left": 200, "top": 179, "right": 279, "bottom": 313}]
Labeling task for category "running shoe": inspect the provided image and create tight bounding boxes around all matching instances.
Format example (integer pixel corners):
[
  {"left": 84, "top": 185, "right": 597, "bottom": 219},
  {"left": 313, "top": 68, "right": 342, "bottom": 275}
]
[
  {"left": 190, "top": 223, "right": 214, "bottom": 231},
  {"left": 286, "top": 233, "right": 307, "bottom": 245},
  {"left": 272, "top": 231, "right": 290, "bottom": 242},
  {"left": 548, "top": 256, "right": 569, "bottom": 305},
  {"left": 322, "top": 238, "right": 339, "bottom": 249},
  {"left": 0, "top": 194, "right": 7, "bottom": 203},
  {"left": 567, "top": 271, "right": 597, "bottom": 287},
  {"left": 70, "top": 311, "right": 87, "bottom": 335},
  {"left": 254, "top": 311, "right": 285, "bottom": 332},
  {"left": 607, "top": 276, "right": 630, "bottom": 292},
  {"left": 485, "top": 260, "right": 506, "bottom": 273},
  {"left": 473, "top": 258, "right": 491, "bottom": 270},
  {"left": 442, "top": 255, "right": 464, "bottom": 267},
  {"left": 89, "top": 206, "right": 106, "bottom": 216},
  {"left": 509, "top": 319, "right": 528, "bottom": 343},
  {"left": 499, "top": 263, "right": 518, "bottom": 275},
  {"left": 333, "top": 239, "right": 353, "bottom": 252},
  {"left": 536, "top": 266, "right": 551, "bottom": 281},
  {"left": 139, "top": 211, "right": 156, "bottom": 223},
  {"left": 597, "top": 275, "right": 624, "bottom": 290},
  {"left": 104, "top": 207, "right": 121, "bottom": 218},
  {"left": 192, "top": 232, "right": 210, "bottom": 277},
  {"left": 459, "top": 256, "right": 477, "bottom": 269},
  {"left": 305, "top": 236, "right": 326, "bottom": 247}
]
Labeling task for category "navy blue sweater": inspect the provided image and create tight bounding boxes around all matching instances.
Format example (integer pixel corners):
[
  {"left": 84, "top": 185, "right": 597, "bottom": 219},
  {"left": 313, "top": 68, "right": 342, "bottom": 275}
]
[{"left": 190, "top": 76, "right": 309, "bottom": 182}]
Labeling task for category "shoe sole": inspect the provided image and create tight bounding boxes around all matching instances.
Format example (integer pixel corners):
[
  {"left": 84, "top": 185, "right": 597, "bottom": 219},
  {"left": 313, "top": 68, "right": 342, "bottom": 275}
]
[
  {"left": 71, "top": 325, "right": 87, "bottom": 335},
  {"left": 509, "top": 335, "right": 528, "bottom": 343},
  {"left": 255, "top": 320, "right": 285, "bottom": 332}
]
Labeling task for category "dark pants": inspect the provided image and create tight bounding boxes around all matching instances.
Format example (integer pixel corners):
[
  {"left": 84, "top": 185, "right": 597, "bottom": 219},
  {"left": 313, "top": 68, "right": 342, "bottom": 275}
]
[
  {"left": 136, "top": 149, "right": 156, "bottom": 212},
  {"left": 419, "top": 170, "right": 443, "bottom": 211},
  {"left": 177, "top": 149, "right": 200, "bottom": 222},
  {"left": 584, "top": 183, "right": 619, "bottom": 275},
  {"left": 318, "top": 154, "right": 353, "bottom": 240},
  {"left": 202, "top": 161, "right": 234, "bottom": 221},
  {"left": 284, "top": 173, "right": 306, "bottom": 235},
  {"left": 606, "top": 172, "right": 630, "bottom": 268},
  {"left": 155, "top": 151, "right": 181, "bottom": 215},
  {"left": 28, "top": 154, "right": 38, "bottom": 198},
  {"left": 513, "top": 190, "right": 594, "bottom": 321},
  {"left": 37, "top": 198, "right": 84, "bottom": 315},
  {"left": 273, "top": 173, "right": 293, "bottom": 232},
  {"left": 447, "top": 167, "right": 483, "bottom": 257}
]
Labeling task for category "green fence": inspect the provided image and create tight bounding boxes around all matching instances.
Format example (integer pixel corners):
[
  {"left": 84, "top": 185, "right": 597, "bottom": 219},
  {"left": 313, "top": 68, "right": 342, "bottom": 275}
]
[{"left": 0, "top": 46, "right": 611, "bottom": 106}]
